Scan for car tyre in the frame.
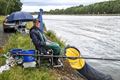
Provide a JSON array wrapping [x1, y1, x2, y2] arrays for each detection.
[[3, 28, 8, 32]]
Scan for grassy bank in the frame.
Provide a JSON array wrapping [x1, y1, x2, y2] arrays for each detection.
[[3, 31, 65, 53], [0, 66, 57, 80], [0, 19, 84, 80], [45, 30, 65, 48], [0, 31, 65, 80]]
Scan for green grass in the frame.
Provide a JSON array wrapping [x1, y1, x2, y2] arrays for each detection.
[[3, 31, 65, 53], [26, 21, 33, 29], [3, 33, 35, 53], [45, 30, 65, 48], [0, 31, 65, 80], [0, 16, 5, 24], [0, 66, 57, 80]]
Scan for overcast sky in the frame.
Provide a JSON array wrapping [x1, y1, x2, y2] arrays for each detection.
[[21, 0, 109, 12]]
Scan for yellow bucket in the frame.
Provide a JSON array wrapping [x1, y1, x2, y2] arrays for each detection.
[[65, 47, 85, 69]]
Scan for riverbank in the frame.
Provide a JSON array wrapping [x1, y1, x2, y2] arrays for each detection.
[[0, 33, 57, 80], [0, 15, 84, 80], [0, 31, 84, 80]]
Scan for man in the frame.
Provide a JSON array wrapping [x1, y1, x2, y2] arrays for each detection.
[[29, 19, 61, 66]]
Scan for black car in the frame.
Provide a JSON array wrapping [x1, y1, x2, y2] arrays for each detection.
[[3, 19, 26, 32], [3, 23, 16, 32]]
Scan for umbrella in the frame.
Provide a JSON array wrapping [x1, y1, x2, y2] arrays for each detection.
[[38, 9, 44, 33], [7, 11, 33, 22]]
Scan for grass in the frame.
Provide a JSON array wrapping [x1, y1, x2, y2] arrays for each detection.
[[26, 21, 33, 29], [3, 33, 35, 53], [0, 66, 57, 80], [45, 30, 65, 48], [0, 30, 65, 80], [3, 31, 65, 53], [0, 16, 5, 24]]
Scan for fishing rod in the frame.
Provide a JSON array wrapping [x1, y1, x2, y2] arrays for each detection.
[[0, 54, 120, 61], [38, 55, 120, 61]]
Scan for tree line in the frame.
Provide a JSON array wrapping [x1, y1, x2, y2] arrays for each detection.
[[0, 0, 22, 15], [45, 0, 120, 14]]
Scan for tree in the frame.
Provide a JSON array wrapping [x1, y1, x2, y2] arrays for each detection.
[[0, 0, 7, 15], [47, 0, 120, 14], [0, 0, 22, 15]]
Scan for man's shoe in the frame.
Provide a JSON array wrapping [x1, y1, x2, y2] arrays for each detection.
[[53, 59, 63, 68]]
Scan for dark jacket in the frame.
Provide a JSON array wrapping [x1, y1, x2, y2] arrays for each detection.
[[30, 26, 46, 51]]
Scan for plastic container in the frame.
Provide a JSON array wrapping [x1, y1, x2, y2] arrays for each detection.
[[21, 50, 35, 62], [10, 48, 22, 54], [10, 48, 23, 63], [23, 62, 36, 68]]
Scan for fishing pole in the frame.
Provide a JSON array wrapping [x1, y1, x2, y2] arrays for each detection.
[[0, 54, 120, 61], [35, 55, 120, 61]]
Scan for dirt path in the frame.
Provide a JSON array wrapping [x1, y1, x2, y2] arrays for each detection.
[[0, 24, 10, 47], [53, 61, 86, 80]]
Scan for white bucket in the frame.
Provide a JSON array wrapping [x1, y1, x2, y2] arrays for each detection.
[[23, 61, 36, 68]]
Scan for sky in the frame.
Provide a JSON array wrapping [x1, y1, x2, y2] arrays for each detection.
[[21, 0, 109, 12]]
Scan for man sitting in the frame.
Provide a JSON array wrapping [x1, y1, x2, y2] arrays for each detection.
[[29, 19, 61, 66]]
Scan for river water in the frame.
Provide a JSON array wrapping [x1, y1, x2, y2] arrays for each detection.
[[42, 15, 120, 80]]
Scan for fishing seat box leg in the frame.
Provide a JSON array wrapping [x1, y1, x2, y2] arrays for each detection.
[[36, 50, 54, 67]]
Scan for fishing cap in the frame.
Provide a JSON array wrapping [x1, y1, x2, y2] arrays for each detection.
[[33, 18, 40, 23]]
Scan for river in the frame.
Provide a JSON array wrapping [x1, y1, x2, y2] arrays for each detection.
[[42, 15, 120, 80]]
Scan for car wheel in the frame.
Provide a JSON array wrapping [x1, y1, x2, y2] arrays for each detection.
[[3, 28, 8, 32]]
